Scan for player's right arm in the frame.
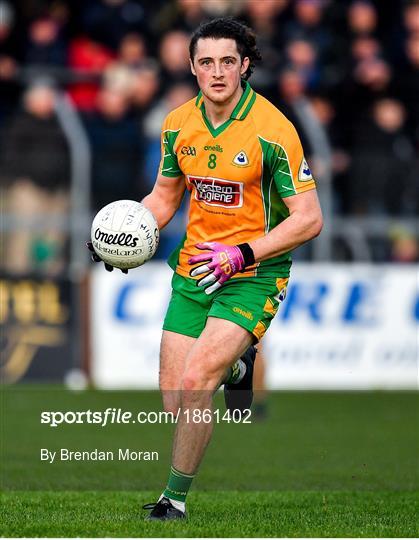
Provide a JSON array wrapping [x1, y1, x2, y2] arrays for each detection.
[[141, 172, 185, 230], [142, 114, 185, 229]]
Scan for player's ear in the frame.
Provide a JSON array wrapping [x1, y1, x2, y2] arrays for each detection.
[[240, 56, 250, 77], [190, 58, 197, 76]]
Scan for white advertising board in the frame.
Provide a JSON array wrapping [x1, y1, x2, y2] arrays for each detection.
[[91, 263, 418, 389]]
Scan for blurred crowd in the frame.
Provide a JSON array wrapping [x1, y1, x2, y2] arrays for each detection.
[[0, 0, 418, 272]]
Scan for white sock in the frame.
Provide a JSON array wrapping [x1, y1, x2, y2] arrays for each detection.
[[224, 359, 247, 385], [234, 358, 247, 384], [159, 493, 186, 513]]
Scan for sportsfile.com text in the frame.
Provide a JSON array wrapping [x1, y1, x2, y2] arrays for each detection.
[[40, 408, 252, 427]]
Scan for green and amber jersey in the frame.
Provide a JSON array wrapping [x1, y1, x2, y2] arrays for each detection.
[[160, 81, 316, 279]]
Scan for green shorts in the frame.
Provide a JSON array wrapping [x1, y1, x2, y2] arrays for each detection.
[[163, 272, 289, 342]]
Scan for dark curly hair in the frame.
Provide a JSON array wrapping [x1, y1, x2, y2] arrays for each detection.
[[189, 18, 262, 80]]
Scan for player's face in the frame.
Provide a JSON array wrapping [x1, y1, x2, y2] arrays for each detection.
[[190, 38, 249, 105]]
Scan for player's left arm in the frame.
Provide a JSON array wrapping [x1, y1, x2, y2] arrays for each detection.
[[248, 188, 323, 262], [188, 188, 322, 294], [188, 120, 322, 294]]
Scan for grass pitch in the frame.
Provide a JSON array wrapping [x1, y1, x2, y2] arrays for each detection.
[[1, 387, 418, 537], [2, 490, 417, 537]]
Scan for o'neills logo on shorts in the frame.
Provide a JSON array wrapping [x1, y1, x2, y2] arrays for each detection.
[[188, 175, 243, 208]]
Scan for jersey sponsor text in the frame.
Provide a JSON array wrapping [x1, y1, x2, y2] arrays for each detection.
[[188, 175, 243, 208]]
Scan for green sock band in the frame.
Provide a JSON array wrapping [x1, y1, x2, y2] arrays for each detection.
[[163, 466, 195, 502]]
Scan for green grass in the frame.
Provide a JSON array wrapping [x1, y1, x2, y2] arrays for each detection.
[[1, 490, 418, 537], [1, 386, 418, 536]]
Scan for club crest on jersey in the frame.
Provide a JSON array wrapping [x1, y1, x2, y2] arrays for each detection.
[[188, 175, 244, 208], [232, 150, 250, 167], [298, 157, 313, 181]]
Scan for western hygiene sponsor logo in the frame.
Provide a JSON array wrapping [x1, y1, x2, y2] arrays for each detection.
[[189, 176, 243, 208]]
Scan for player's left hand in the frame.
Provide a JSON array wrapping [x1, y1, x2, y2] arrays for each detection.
[[188, 242, 254, 295], [86, 241, 128, 274]]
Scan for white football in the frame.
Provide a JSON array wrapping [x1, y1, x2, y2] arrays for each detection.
[[91, 200, 159, 270]]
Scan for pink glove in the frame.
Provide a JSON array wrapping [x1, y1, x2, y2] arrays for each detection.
[[188, 242, 246, 295]]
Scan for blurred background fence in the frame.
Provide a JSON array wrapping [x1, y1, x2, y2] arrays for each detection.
[[0, 0, 418, 387]]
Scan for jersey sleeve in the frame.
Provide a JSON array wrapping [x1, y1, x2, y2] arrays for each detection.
[[159, 115, 182, 178], [260, 122, 316, 198]]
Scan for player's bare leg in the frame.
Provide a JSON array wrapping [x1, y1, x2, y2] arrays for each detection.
[[159, 328, 251, 415], [144, 318, 253, 520], [159, 330, 196, 414], [173, 317, 253, 474]]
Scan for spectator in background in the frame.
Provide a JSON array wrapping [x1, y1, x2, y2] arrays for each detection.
[[394, 33, 419, 142], [277, 65, 307, 106], [130, 61, 160, 122], [344, 0, 380, 81], [353, 56, 391, 94], [285, 38, 321, 91], [389, 227, 418, 263], [200, 0, 246, 17], [154, 0, 245, 36], [67, 35, 115, 111], [275, 66, 309, 142], [0, 0, 17, 56], [245, 0, 287, 45], [81, 0, 148, 51], [351, 35, 382, 63], [159, 30, 194, 89], [284, 0, 331, 59], [102, 62, 136, 95], [309, 94, 351, 213], [84, 85, 144, 211], [153, 0, 206, 35], [48, 0, 71, 30], [340, 55, 392, 129], [24, 17, 67, 68], [118, 32, 147, 69], [403, 1, 419, 34], [347, 0, 378, 37], [348, 98, 414, 219], [0, 81, 70, 274], [0, 1, 22, 123], [243, 0, 287, 97]]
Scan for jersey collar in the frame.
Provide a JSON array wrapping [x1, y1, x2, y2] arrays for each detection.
[[195, 80, 256, 138], [230, 80, 256, 120]]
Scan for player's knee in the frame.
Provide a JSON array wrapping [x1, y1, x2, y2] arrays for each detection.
[[181, 371, 203, 392], [181, 365, 219, 393], [181, 373, 212, 409]]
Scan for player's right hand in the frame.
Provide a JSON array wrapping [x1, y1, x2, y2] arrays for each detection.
[[86, 241, 128, 274], [188, 242, 246, 294]]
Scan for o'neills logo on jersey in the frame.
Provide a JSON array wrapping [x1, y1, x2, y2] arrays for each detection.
[[188, 175, 243, 208]]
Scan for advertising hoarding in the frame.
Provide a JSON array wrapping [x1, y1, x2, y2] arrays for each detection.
[[91, 263, 418, 389]]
